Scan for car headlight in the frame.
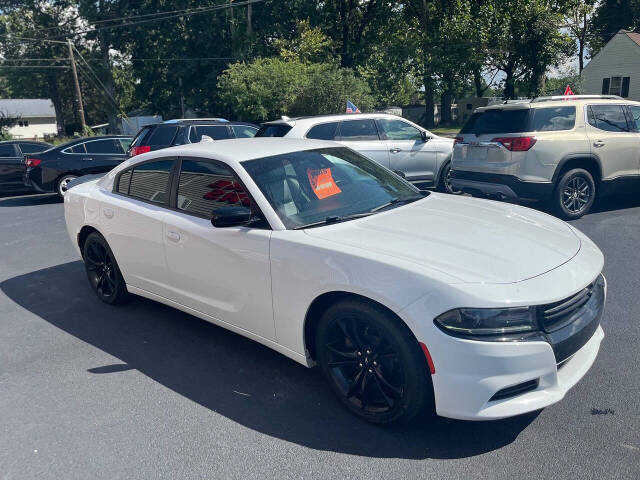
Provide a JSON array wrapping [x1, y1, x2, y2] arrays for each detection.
[[434, 307, 538, 338]]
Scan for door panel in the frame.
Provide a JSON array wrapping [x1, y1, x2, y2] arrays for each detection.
[[586, 104, 640, 179], [162, 158, 275, 339]]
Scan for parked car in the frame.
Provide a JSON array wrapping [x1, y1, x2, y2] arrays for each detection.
[[64, 138, 605, 424], [128, 119, 258, 157], [0, 140, 52, 194], [256, 113, 458, 193], [24, 136, 133, 197], [451, 94, 640, 219]]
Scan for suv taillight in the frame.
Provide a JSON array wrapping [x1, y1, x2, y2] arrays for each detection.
[[491, 136, 536, 151], [454, 136, 464, 144], [25, 158, 42, 168], [130, 145, 151, 157]]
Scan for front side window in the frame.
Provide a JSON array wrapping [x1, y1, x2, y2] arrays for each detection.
[[242, 147, 421, 229], [126, 159, 174, 204], [189, 125, 231, 142], [231, 125, 258, 138], [337, 119, 380, 141], [306, 122, 340, 140], [85, 139, 125, 154], [587, 105, 630, 132], [176, 159, 251, 217], [377, 119, 422, 140], [530, 106, 576, 132]]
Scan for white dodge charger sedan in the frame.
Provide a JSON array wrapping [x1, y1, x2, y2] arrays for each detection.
[[64, 137, 605, 424]]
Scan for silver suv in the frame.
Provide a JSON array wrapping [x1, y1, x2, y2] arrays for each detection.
[[256, 113, 457, 193], [451, 95, 640, 219]]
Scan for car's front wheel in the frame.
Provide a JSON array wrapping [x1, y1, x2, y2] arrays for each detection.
[[554, 168, 596, 220], [83, 232, 129, 304], [315, 299, 433, 424], [56, 174, 78, 198]]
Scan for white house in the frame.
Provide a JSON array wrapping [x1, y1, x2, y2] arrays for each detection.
[[0, 99, 58, 139], [582, 30, 640, 101]]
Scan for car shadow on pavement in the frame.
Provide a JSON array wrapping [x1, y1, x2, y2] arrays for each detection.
[[0, 193, 59, 207], [1, 261, 538, 460]]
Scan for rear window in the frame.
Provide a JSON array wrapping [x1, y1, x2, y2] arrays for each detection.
[[255, 124, 292, 137], [146, 125, 179, 146], [460, 109, 530, 135], [306, 122, 339, 140], [189, 125, 231, 142], [0, 144, 17, 157], [530, 106, 575, 131], [19, 143, 49, 154]]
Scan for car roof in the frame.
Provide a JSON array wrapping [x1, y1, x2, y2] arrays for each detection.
[[57, 135, 133, 148], [131, 138, 340, 166], [0, 140, 52, 145], [262, 112, 404, 126], [477, 98, 640, 112], [150, 119, 257, 126]]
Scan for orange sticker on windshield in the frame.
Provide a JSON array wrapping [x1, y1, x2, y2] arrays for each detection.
[[307, 168, 342, 199]]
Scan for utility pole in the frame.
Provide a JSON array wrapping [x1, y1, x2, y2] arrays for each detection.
[[67, 39, 86, 130]]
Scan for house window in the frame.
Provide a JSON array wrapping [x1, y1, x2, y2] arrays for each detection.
[[17, 120, 29, 127], [602, 76, 630, 97]]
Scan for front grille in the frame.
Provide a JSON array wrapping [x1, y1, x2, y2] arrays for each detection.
[[539, 281, 595, 332]]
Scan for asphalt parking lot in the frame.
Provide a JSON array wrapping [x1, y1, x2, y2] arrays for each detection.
[[0, 192, 638, 479]]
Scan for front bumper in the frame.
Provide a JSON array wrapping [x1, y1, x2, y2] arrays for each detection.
[[451, 170, 553, 201]]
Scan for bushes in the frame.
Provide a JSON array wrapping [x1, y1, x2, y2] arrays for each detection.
[[218, 58, 374, 122]]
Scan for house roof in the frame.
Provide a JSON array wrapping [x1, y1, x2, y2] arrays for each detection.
[[623, 30, 640, 47], [0, 99, 56, 118]]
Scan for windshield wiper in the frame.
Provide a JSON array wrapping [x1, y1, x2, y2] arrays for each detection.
[[293, 212, 374, 230], [369, 194, 425, 213]]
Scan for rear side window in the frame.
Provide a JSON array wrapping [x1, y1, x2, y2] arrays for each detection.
[[587, 105, 630, 132], [146, 126, 179, 146], [176, 159, 250, 217], [189, 125, 231, 142], [0, 144, 17, 157], [69, 143, 87, 154], [530, 107, 575, 131], [127, 159, 174, 204], [306, 122, 340, 140], [130, 126, 152, 148], [337, 119, 380, 141], [460, 109, 530, 135], [85, 139, 125, 154], [231, 125, 258, 138], [255, 124, 292, 137]]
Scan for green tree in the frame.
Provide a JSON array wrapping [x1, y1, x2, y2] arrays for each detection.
[[589, 0, 640, 55]]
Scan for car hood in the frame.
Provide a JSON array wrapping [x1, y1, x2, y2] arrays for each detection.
[[304, 194, 581, 284]]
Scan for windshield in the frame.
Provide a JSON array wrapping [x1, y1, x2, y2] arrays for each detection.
[[242, 147, 423, 229]]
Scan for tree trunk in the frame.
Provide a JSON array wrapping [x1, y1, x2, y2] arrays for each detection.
[[340, 0, 351, 68], [441, 87, 452, 125], [473, 68, 484, 97], [423, 74, 435, 128], [504, 68, 515, 99], [49, 74, 65, 135]]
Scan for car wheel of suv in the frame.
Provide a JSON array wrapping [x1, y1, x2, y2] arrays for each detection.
[[315, 299, 433, 424], [83, 232, 129, 304], [437, 162, 461, 195], [56, 174, 78, 198], [554, 168, 596, 220]]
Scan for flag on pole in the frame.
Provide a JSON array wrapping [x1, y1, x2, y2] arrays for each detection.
[[564, 85, 574, 96], [346, 100, 361, 113]]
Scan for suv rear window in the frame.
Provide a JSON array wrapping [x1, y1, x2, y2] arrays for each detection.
[[255, 124, 292, 137], [460, 109, 530, 135]]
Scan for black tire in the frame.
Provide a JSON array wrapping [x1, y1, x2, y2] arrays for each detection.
[[56, 174, 78, 198], [437, 162, 461, 194], [82, 232, 129, 304], [554, 168, 596, 220], [315, 299, 433, 424]]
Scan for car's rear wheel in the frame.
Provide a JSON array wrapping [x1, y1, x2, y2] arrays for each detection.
[[554, 168, 596, 220], [315, 299, 433, 424], [83, 232, 129, 304], [56, 174, 78, 198], [437, 162, 461, 195]]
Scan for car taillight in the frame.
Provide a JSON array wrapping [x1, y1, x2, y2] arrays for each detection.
[[130, 145, 151, 157], [491, 136, 536, 151], [25, 158, 42, 168], [454, 136, 464, 144]]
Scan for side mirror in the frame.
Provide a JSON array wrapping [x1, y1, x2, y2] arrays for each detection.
[[421, 130, 430, 142], [211, 206, 252, 228]]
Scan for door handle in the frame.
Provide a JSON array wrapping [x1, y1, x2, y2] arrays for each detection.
[[390, 148, 402, 153], [593, 141, 605, 148], [82, 157, 93, 161], [103, 208, 114, 218], [166, 231, 181, 242]]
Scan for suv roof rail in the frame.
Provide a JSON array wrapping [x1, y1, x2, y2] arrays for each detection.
[[531, 94, 624, 103]]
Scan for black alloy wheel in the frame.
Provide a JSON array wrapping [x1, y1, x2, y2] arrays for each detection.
[[83, 232, 129, 304], [438, 162, 462, 195], [554, 168, 596, 220], [316, 300, 433, 424]]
